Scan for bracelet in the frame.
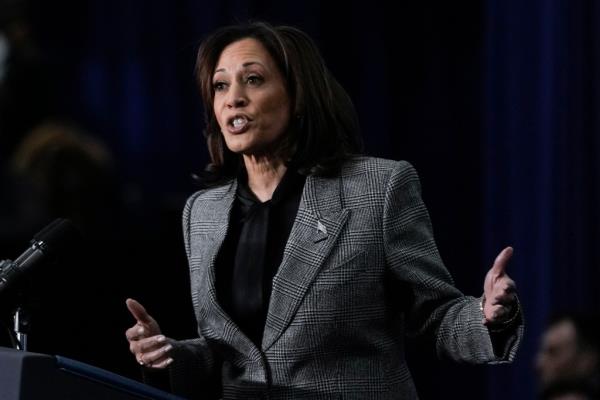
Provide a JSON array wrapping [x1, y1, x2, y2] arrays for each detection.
[[480, 294, 521, 332]]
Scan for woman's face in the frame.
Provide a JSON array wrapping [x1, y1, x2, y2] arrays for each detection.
[[212, 38, 291, 158]]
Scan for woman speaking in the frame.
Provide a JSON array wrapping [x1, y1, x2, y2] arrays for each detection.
[[125, 21, 523, 399]]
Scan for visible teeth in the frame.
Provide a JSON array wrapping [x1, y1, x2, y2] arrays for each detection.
[[233, 117, 246, 128]]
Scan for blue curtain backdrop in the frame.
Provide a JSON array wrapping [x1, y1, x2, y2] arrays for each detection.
[[1, 1, 598, 399], [484, 0, 600, 399]]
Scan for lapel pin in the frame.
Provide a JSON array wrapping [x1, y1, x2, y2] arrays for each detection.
[[317, 220, 327, 235]]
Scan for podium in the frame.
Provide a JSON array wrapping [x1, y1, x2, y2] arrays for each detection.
[[0, 347, 186, 399]]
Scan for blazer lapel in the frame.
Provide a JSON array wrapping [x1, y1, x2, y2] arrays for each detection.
[[197, 180, 259, 359], [262, 174, 349, 351]]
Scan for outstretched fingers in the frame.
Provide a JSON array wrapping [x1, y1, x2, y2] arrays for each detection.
[[124, 298, 170, 368], [126, 298, 153, 324], [138, 339, 174, 368], [490, 246, 513, 277]]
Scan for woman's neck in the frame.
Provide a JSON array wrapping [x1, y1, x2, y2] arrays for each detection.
[[242, 154, 287, 202]]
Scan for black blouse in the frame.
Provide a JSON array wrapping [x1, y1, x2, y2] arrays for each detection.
[[215, 168, 306, 346]]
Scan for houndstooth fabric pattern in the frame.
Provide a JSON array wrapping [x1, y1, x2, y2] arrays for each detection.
[[170, 157, 523, 399]]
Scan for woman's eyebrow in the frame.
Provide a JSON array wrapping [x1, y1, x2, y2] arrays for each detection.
[[214, 61, 265, 75]]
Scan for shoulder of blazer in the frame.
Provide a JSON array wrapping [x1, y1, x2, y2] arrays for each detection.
[[186, 181, 235, 205], [181, 180, 236, 253], [339, 156, 417, 178], [336, 156, 421, 197], [183, 180, 235, 216]]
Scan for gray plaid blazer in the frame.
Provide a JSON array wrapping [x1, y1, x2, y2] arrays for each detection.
[[169, 157, 523, 399]]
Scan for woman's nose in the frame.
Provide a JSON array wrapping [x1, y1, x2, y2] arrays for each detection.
[[226, 85, 248, 108], [227, 97, 247, 108]]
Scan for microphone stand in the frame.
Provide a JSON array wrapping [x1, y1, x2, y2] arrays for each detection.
[[0, 259, 30, 351], [1, 219, 79, 352], [13, 306, 30, 351]]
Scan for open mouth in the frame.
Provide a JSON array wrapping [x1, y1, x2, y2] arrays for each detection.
[[227, 114, 252, 133], [227, 115, 250, 130]]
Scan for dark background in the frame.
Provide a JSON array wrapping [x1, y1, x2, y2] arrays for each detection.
[[0, 1, 598, 399]]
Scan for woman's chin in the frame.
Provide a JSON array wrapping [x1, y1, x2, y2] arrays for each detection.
[[223, 139, 249, 154], [225, 139, 262, 157], [226, 143, 253, 155]]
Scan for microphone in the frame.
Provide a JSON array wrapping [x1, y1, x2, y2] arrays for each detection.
[[0, 218, 81, 296]]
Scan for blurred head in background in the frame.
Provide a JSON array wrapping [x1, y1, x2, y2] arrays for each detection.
[[9, 121, 116, 236], [536, 313, 600, 399]]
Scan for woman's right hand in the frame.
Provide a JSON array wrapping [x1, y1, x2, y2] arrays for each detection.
[[125, 298, 174, 369]]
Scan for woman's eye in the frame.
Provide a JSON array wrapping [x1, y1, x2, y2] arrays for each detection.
[[213, 81, 227, 92], [246, 75, 263, 85]]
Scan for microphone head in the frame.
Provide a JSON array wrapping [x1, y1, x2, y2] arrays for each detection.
[[32, 218, 82, 257]]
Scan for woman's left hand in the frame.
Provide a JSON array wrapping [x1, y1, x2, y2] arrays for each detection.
[[482, 246, 518, 325]]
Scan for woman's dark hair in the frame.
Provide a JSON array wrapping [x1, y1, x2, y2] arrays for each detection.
[[195, 21, 363, 184]]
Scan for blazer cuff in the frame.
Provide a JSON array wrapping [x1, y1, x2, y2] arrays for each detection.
[[167, 338, 216, 398]]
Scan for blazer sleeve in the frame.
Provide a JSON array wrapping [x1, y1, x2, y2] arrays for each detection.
[[164, 191, 220, 398], [382, 161, 523, 364]]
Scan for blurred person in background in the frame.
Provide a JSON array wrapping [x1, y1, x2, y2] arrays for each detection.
[[0, 120, 124, 368], [8, 120, 117, 234], [536, 313, 600, 400]]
